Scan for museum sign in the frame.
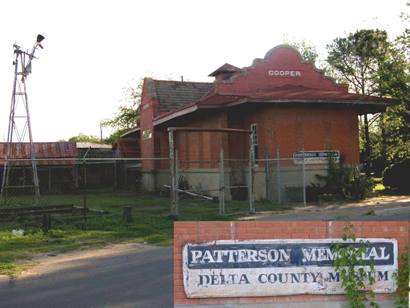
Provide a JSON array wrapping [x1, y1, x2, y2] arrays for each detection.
[[183, 239, 397, 298]]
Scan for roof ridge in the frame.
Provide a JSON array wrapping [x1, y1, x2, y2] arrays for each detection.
[[153, 79, 213, 85]]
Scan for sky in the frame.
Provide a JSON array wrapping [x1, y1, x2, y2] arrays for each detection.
[[0, 0, 408, 142]]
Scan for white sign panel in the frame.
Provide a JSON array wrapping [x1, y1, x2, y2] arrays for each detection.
[[183, 239, 397, 298], [293, 151, 340, 165]]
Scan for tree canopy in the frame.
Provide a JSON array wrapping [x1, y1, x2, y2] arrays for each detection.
[[68, 133, 102, 143], [326, 28, 409, 174], [102, 80, 142, 143], [327, 29, 390, 96], [287, 41, 319, 65]]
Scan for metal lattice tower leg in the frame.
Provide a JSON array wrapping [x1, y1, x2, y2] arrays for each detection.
[[1, 38, 44, 202]]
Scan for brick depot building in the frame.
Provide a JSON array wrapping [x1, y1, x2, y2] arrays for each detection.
[[123, 45, 395, 200]]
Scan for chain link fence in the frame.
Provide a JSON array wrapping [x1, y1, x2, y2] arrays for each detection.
[[0, 154, 329, 215]]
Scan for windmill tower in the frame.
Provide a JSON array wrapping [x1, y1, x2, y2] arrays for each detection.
[[1, 34, 45, 202]]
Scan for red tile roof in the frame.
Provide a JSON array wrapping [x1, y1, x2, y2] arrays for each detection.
[[153, 86, 396, 125]]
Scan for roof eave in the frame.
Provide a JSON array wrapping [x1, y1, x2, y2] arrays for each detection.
[[247, 99, 393, 113], [153, 98, 394, 126], [120, 127, 140, 138], [153, 105, 199, 126]]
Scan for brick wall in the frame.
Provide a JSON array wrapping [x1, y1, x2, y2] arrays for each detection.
[[156, 105, 359, 166], [228, 106, 360, 164], [174, 221, 409, 306], [140, 78, 158, 171]]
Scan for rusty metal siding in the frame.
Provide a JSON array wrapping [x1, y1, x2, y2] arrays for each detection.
[[0, 142, 78, 166]]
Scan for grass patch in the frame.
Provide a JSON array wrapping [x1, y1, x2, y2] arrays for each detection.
[[0, 192, 288, 276]]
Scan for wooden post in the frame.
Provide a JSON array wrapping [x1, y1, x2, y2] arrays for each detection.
[[48, 167, 52, 192], [42, 214, 51, 233], [122, 206, 133, 223], [219, 148, 225, 215]]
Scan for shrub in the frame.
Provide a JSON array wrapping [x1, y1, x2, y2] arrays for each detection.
[[313, 158, 373, 201], [383, 159, 410, 193]]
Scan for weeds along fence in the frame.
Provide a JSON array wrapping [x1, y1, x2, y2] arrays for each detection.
[[0, 154, 328, 216]]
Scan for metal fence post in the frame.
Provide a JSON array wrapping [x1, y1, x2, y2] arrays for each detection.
[[82, 159, 87, 229], [248, 129, 255, 213], [276, 148, 281, 204], [113, 154, 118, 191], [265, 152, 271, 201], [302, 148, 307, 207], [219, 148, 225, 215], [82, 147, 91, 229]]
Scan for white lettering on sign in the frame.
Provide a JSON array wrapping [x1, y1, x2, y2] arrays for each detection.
[[267, 70, 302, 77], [183, 238, 398, 298]]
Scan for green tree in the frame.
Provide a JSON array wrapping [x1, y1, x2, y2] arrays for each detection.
[[287, 41, 319, 65], [68, 133, 101, 143], [358, 53, 408, 173], [377, 44, 410, 167], [102, 80, 142, 143], [326, 29, 392, 174], [367, 4, 410, 171]]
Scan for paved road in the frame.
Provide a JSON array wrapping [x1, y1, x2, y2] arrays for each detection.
[[0, 243, 172, 308], [255, 195, 410, 221]]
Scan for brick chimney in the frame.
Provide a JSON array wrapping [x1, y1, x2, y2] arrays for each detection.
[[208, 63, 240, 81]]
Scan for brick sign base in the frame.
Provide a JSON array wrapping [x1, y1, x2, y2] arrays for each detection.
[[174, 221, 409, 306]]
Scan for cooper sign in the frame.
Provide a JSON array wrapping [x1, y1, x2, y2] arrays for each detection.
[[183, 239, 397, 298], [267, 69, 302, 77]]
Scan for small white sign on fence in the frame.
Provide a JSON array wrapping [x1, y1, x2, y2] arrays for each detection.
[[293, 151, 340, 165], [183, 239, 397, 298]]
